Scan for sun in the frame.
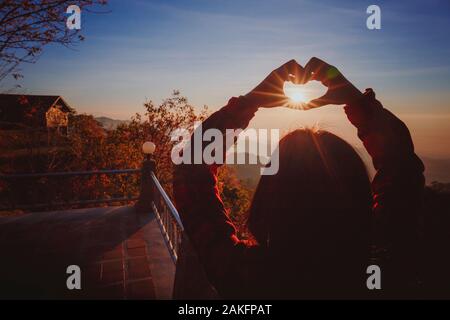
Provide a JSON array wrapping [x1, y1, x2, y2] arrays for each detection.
[[290, 91, 306, 103], [283, 81, 306, 104]]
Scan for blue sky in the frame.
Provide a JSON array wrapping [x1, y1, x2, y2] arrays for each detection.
[[5, 0, 450, 158]]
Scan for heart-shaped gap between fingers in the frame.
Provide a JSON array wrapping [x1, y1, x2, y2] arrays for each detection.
[[283, 80, 328, 107]]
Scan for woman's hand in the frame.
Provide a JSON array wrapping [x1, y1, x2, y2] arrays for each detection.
[[245, 59, 305, 108], [302, 57, 363, 109]]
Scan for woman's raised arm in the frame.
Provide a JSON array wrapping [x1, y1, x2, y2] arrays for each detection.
[[302, 57, 425, 295], [173, 60, 304, 298], [344, 89, 424, 296]]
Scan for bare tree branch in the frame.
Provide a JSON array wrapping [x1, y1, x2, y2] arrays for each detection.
[[0, 0, 108, 84]]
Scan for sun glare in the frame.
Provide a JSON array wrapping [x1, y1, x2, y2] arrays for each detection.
[[283, 81, 307, 104], [290, 91, 305, 103]]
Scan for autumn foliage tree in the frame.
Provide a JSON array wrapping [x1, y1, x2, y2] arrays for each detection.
[[105, 91, 209, 192], [216, 165, 253, 238]]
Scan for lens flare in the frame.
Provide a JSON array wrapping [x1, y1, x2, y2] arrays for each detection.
[[283, 81, 306, 103], [290, 91, 305, 103]]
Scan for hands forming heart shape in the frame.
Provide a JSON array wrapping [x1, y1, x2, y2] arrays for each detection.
[[245, 58, 363, 110]]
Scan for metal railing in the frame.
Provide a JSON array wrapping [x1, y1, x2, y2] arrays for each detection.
[[0, 167, 186, 265], [151, 171, 184, 264], [0, 169, 141, 211]]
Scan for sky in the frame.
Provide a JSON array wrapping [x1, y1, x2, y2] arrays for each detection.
[[5, 0, 450, 160]]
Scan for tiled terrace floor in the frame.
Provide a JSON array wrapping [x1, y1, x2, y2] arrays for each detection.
[[0, 206, 175, 299]]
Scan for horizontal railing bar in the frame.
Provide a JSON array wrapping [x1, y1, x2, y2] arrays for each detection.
[[0, 196, 139, 211], [0, 169, 140, 179], [150, 172, 184, 231]]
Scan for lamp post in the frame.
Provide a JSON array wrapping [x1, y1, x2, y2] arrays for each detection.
[[135, 141, 156, 213]]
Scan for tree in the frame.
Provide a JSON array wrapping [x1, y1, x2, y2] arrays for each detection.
[[216, 165, 254, 239], [0, 0, 107, 84], [106, 90, 208, 194], [67, 113, 106, 170]]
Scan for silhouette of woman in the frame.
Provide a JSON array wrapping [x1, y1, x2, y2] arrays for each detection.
[[173, 58, 425, 299]]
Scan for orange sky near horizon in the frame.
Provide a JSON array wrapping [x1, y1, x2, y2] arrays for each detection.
[[247, 106, 450, 160]]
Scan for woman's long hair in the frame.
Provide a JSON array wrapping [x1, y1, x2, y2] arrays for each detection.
[[247, 128, 373, 298]]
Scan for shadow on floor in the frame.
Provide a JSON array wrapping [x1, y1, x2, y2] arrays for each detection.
[[0, 205, 175, 299]]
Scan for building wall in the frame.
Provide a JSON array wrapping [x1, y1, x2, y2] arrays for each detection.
[[46, 105, 68, 128]]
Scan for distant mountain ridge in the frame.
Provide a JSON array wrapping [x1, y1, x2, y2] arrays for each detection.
[[95, 117, 129, 130], [422, 157, 450, 183], [226, 152, 267, 188], [227, 152, 450, 188]]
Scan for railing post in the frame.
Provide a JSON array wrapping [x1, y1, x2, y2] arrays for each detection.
[[135, 141, 156, 214]]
